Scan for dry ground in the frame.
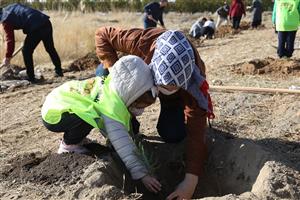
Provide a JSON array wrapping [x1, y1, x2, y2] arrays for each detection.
[[0, 11, 300, 199]]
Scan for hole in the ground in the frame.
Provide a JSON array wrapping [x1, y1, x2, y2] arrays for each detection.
[[2, 131, 298, 200]]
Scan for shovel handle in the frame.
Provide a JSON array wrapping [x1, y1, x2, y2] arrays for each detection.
[[0, 43, 23, 69], [11, 43, 24, 58]]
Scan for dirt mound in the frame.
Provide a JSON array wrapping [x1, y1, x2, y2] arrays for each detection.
[[1, 131, 299, 200], [231, 57, 300, 77], [66, 52, 100, 72], [182, 22, 256, 47], [215, 22, 252, 38], [215, 22, 265, 38], [0, 64, 25, 80], [1, 152, 96, 185], [0, 64, 46, 92]]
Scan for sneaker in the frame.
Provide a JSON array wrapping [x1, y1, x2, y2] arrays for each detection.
[[57, 140, 90, 154]]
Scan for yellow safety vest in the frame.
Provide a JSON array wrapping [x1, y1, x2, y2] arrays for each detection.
[[41, 76, 131, 131]]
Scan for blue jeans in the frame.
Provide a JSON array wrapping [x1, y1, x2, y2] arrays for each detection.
[[95, 64, 186, 143], [95, 64, 109, 77], [277, 31, 297, 58]]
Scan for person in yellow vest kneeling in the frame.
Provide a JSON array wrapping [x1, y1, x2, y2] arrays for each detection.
[[41, 55, 162, 192]]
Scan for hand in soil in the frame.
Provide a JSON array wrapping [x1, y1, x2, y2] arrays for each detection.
[[141, 175, 162, 193], [166, 173, 198, 200]]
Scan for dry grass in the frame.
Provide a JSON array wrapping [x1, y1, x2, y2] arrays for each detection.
[[0, 11, 215, 68], [0, 11, 139, 67]]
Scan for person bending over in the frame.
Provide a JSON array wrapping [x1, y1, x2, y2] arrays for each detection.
[[42, 55, 160, 190], [95, 27, 215, 199]]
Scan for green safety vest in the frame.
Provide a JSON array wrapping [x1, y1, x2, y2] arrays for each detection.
[[272, 0, 300, 31], [41, 76, 131, 131]]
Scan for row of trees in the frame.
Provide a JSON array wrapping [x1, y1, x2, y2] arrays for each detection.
[[1, 0, 274, 13]]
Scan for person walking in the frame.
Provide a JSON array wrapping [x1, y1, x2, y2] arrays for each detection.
[[272, 0, 300, 58], [95, 26, 215, 199], [143, 0, 168, 29], [229, 0, 246, 30], [216, 1, 230, 28], [251, 0, 263, 28], [0, 3, 63, 82]]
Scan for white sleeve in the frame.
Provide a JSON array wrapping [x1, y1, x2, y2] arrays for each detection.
[[102, 114, 148, 180]]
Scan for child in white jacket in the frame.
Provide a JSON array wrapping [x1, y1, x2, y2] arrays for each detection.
[[41, 55, 161, 192]]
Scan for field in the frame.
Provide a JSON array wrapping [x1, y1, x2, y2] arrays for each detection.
[[0, 11, 300, 200]]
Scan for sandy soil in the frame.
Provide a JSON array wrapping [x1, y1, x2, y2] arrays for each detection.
[[0, 12, 300, 200]]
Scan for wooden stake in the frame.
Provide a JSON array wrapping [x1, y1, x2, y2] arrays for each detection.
[[210, 85, 300, 95], [0, 43, 24, 69]]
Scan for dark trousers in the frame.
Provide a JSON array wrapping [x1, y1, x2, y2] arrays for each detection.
[[277, 31, 297, 58], [95, 64, 187, 144], [157, 93, 186, 143], [251, 20, 261, 28], [43, 113, 93, 145], [232, 16, 242, 29], [143, 17, 157, 29], [22, 20, 62, 80], [200, 27, 215, 39]]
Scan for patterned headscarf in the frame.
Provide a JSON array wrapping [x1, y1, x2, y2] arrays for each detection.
[[150, 30, 194, 90], [150, 30, 210, 113]]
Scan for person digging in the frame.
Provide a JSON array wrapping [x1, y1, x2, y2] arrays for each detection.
[[95, 27, 214, 200], [143, 0, 168, 29], [0, 3, 63, 83]]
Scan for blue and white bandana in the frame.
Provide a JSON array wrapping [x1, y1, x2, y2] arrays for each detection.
[[150, 30, 209, 112], [150, 30, 195, 90]]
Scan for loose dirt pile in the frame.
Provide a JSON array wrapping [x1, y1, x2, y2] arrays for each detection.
[[183, 22, 258, 47], [0, 64, 25, 80], [1, 153, 96, 185], [231, 57, 300, 77], [1, 130, 299, 200], [0, 64, 45, 92], [215, 22, 255, 38], [66, 52, 100, 72]]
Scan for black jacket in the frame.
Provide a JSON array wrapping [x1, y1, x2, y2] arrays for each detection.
[[0, 3, 49, 34]]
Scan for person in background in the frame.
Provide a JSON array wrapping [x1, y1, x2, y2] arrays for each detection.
[[216, 1, 230, 28], [0, 3, 63, 82], [229, 0, 246, 30], [143, 0, 168, 29], [95, 27, 215, 200], [200, 18, 216, 39], [250, 0, 263, 28], [272, 0, 300, 58], [42, 55, 160, 192], [189, 17, 207, 38]]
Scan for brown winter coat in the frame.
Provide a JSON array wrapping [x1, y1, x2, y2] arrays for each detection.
[[95, 27, 207, 177]]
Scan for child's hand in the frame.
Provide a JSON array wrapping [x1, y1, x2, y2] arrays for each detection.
[[141, 175, 162, 193]]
